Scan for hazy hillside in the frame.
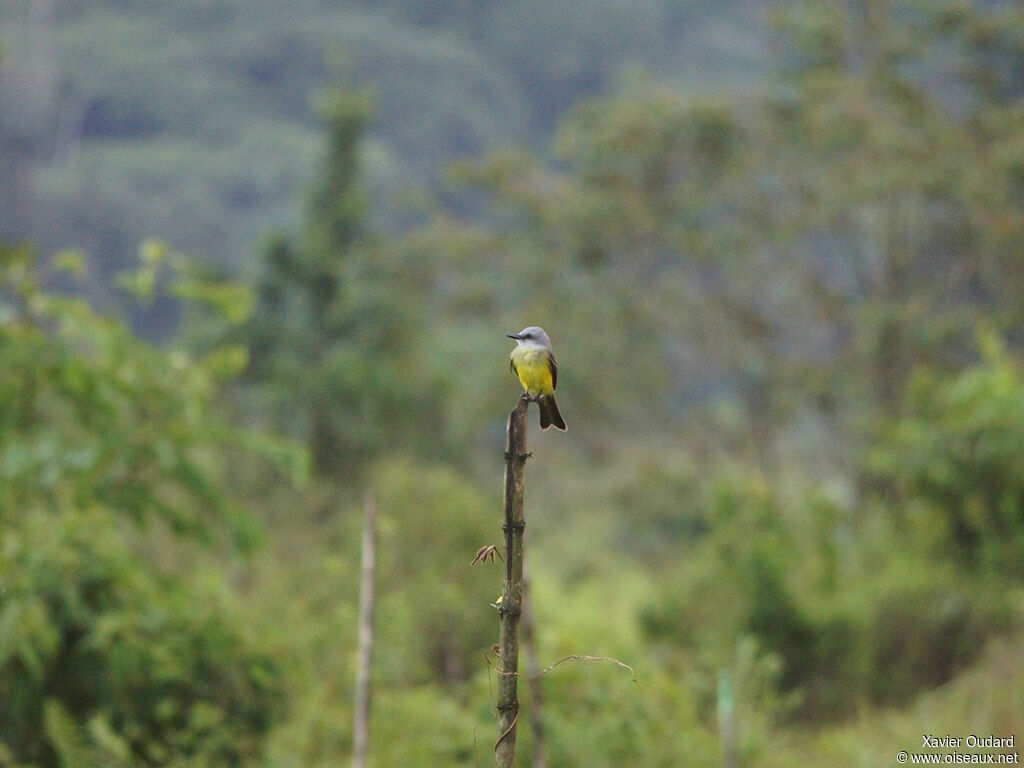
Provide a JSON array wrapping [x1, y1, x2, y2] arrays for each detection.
[[0, 0, 768, 312]]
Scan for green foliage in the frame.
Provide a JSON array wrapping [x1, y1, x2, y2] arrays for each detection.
[[304, 91, 374, 267], [371, 458, 496, 685], [758, 635, 1024, 768], [444, 0, 1024, 452], [0, 246, 284, 767], [869, 330, 1024, 578], [243, 89, 446, 477], [3, 1, 1024, 765], [370, 686, 484, 766], [2, 507, 282, 767], [252, 459, 498, 767], [2, 248, 220, 538], [628, 456, 1015, 721], [43, 700, 93, 768]]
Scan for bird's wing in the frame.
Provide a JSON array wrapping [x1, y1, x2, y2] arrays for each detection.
[[510, 358, 518, 376], [549, 353, 558, 390]]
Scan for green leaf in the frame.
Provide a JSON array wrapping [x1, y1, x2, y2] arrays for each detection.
[[44, 699, 93, 768]]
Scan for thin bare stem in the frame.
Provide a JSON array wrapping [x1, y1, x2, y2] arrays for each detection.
[[352, 493, 378, 768], [532, 655, 637, 682]]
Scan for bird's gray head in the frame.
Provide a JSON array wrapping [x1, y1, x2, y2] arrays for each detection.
[[507, 326, 553, 350]]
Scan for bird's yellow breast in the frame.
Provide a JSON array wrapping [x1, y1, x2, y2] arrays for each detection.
[[511, 347, 554, 396]]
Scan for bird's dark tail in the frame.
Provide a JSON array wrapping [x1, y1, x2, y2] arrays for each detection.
[[538, 394, 567, 431]]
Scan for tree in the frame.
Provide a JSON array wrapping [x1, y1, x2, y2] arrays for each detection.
[[869, 330, 1024, 579], [449, 0, 1024, 461], [243, 89, 437, 478], [756, 0, 1024, 418], [0, 245, 283, 767]]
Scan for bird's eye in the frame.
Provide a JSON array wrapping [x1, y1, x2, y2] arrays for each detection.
[[523, 333, 532, 339]]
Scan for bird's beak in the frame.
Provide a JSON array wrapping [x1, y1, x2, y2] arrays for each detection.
[[507, 333, 522, 340]]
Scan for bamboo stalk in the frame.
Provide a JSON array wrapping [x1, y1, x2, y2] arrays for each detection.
[[495, 397, 529, 767], [718, 669, 738, 768], [353, 493, 378, 768]]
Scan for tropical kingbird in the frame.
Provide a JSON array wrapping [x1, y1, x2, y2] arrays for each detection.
[[507, 326, 567, 431]]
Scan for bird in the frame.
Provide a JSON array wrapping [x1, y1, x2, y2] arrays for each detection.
[[507, 326, 567, 431]]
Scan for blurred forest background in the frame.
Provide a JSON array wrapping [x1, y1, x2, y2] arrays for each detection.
[[2, 0, 1023, 766]]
